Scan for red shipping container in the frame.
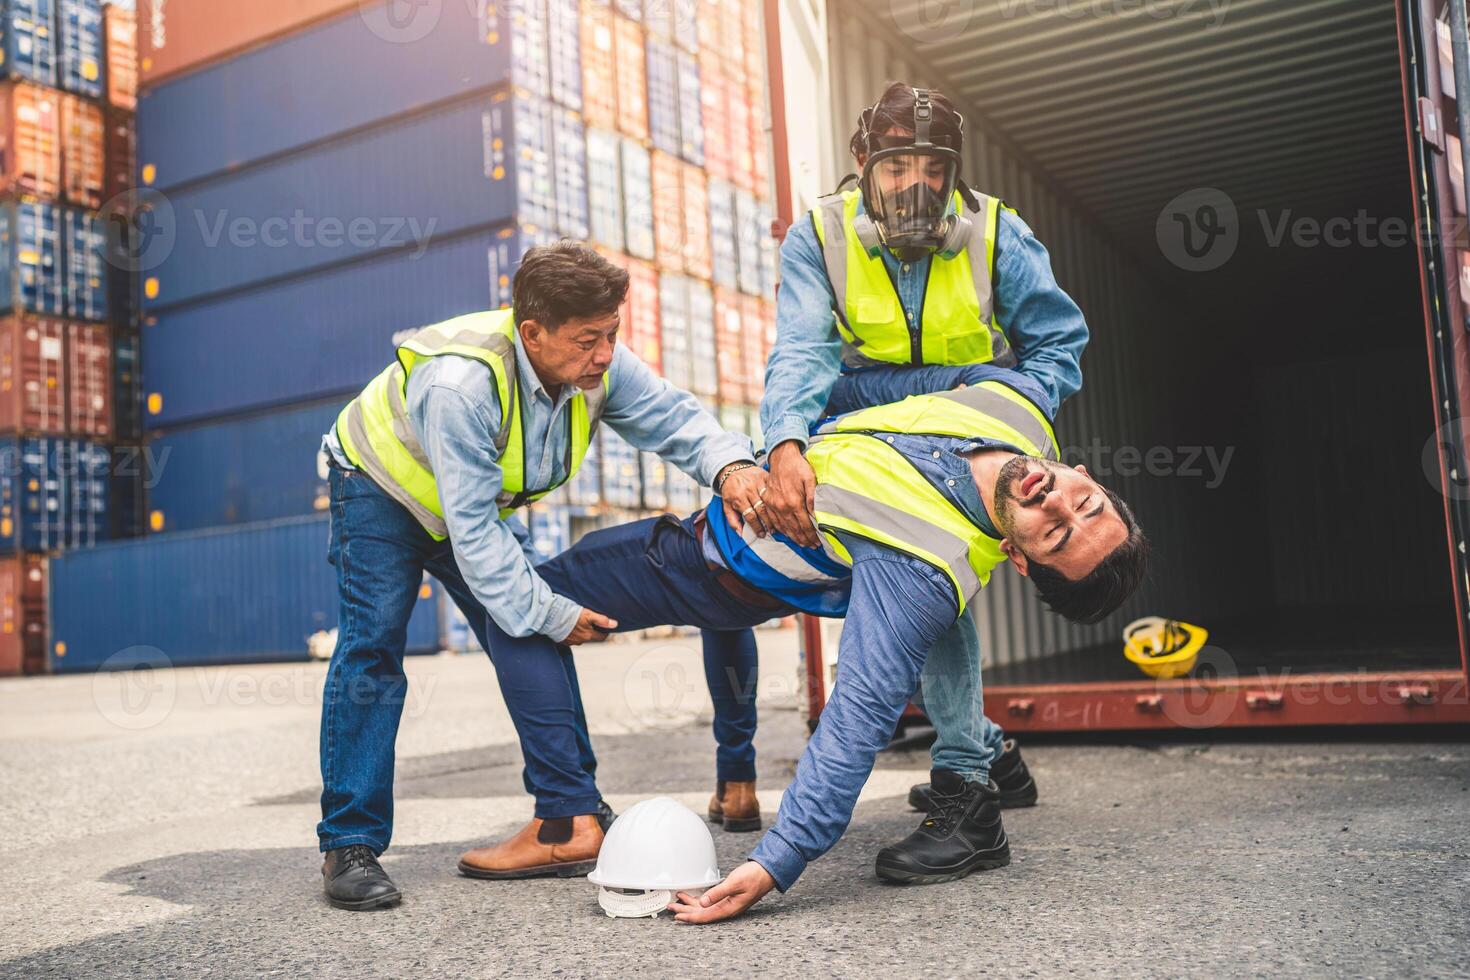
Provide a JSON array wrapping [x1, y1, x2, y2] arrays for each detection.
[[749, 83, 770, 201], [623, 257, 661, 371], [614, 16, 649, 141], [105, 4, 139, 110], [696, 0, 722, 55], [713, 286, 748, 402], [650, 150, 686, 272], [61, 94, 106, 209], [681, 163, 712, 280], [739, 293, 765, 401], [741, 0, 763, 86], [581, 1, 618, 130], [717, 0, 746, 82], [66, 323, 112, 439], [0, 555, 46, 676], [726, 80, 754, 193], [0, 317, 65, 435], [698, 55, 732, 183], [104, 108, 137, 200], [0, 82, 61, 199], [138, 0, 355, 84]]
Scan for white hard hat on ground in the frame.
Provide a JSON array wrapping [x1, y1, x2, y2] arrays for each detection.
[[587, 797, 722, 919]]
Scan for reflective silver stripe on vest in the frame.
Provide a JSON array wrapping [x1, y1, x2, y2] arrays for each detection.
[[343, 396, 449, 538], [740, 521, 846, 585], [583, 378, 608, 440], [814, 483, 982, 602], [965, 197, 1015, 368], [385, 366, 432, 471], [931, 385, 1058, 461]]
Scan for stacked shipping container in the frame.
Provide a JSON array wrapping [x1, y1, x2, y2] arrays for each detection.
[[44, 0, 780, 668], [0, 0, 138, 675]]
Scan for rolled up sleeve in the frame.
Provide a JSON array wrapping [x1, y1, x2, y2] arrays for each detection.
[[411, 365, 582, 642]]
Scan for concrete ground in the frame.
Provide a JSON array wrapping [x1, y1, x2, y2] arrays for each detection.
[[1, 630, 1468, 978]]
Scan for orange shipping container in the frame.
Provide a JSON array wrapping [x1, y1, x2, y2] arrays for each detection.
[[104, 108, 137, 200], [718, 0, 746, 83], [105, 4, 139, 110], [614, 16, 649, 142], [650, 150, 686, 272], [0, 555, 46, 676], [739, 293, 765, 401], [760, 297, 777, 362], [698, 55, 731, 183], [66, 323, 112, 439], [741, 0, 763, 87], [581, 1, 618, 130], [0, 83, 61, 199], [61, 95, 106, 209], [0, 317, 66, 435], [726, 81, 754, 193], [713, 286, 749, 402], [138, 0, 355, 84], [681, 163, 712, 280], [622, 258, 661, 372]]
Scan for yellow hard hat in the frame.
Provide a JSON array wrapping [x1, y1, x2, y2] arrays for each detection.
[[1122, 616, 1208, 679]]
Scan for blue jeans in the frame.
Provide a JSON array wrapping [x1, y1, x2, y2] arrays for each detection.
[[749, 534, 965, 891], [827, 364, 1013, 780], [317, 465, 599, 853], [491, 513, 798, 803]]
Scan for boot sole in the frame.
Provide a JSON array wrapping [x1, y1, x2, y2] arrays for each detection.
[[326, 889, 402, 911], [875, 844, 1012, 885], [457, 859, 597, 880], [709, 811, 764, 833]]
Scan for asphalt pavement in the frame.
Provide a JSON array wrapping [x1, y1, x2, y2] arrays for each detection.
[[2, 631, 1468, 978]]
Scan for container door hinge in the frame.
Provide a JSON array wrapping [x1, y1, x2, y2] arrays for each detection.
[[1245, 691, 1284, 711], [1135, 694, 1163, 714], [1007, 698, 1035, 717], [1390, 684, 1435, 706], [1421, 97, 1446, 153]]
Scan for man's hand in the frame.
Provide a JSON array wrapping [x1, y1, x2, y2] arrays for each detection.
[[719, 463, 773, 538], [763, 441, 820, 548], [561, 607, 618, 645], [668, 861, 776, 924]]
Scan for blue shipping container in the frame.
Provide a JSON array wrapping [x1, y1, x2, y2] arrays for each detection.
[[586, 128, 624, 252], [735, 190, 762, 296], [58, 0, 103, 98], [546, 0, 582, 111], [659, 273, 692, 392], [113, 330, 141, 441], [562, 429, 600, 506], [645, 37, 680, 158], [600, 429, 641, 509], [707, 179, 737, 291], [62, 207, 107, 321], [687, 279, 718, 398], [145, 88, 554, 311], [143, 221, 522, 427], [47, 515, 441, 672], [146, 400, 340, 534], [0, 0, 57, 86], [666, 467, 700, 512], [619, 138, 655, 260], [640, 452, 669, 510], [0, 201, 63, 316], [487, 225, 559, 310], [136, 0, 542, 192], [675, 51, 704, 166], [551, 106, 589, 242], [759, 202, 779, 297], [0, 437, 110, 554]]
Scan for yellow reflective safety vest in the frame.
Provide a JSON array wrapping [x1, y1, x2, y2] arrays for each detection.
[[804, 381, 1058, 613], [809, 186, 1016, 370], [334, 309, 608, 540]]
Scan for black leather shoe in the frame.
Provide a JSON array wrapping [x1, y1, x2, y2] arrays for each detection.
[[908, 739, 1038, 812], [322, 844, 402, 911], [877, 769, 1010, 885]]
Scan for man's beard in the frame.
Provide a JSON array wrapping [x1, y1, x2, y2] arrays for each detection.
[[992, 455, 1056, 535]]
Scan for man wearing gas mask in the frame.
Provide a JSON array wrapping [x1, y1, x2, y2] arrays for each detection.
[[750, 82, 1091, 880]]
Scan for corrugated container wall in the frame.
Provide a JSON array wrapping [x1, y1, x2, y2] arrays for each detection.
[[0, 202, 64, 317], [0, 554, 45, 675], [103, 4, 137, 110], [138, 0, 369, 84], [0, 437, 109, 553], [47, 515, 442, 672], [62, 207, 106, 321], [0, 316, 64, 434], [60, 94, 105, 208], [822, 2, 1237, 662], [1, 1, 58, 86], [0, 82, 61, 199], [580, 1, 616, 129], [146, 400, 338, 533], [137, 0, 528, 193], [58, 0, 105, 99], [64, 322, 109, 438]]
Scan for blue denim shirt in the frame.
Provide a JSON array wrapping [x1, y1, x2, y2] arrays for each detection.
[[325, 331, 753, 641], [761, 203, 1087, 451]]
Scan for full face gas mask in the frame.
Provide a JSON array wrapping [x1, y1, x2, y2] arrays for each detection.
[[853, 88, 970, 262]]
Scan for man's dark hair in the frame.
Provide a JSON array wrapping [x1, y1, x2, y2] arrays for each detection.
[[849, 81, 964, 159], [1027, 488, 1149, 625], [512, 240, 629, 330]]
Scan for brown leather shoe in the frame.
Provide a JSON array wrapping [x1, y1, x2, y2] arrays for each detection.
[[706, 780, 762, 832], [457, 814, 604, 879]]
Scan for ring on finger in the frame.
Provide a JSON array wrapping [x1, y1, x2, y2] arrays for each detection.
[[742, 507, 756, 517], [755, 500, 768, 509]]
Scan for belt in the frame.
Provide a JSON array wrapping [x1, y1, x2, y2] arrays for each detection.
[[694, 513, 788, 611]]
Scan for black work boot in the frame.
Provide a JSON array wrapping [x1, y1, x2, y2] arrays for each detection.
[[877, 769, 1010, 885], [322, 844, 402, 911], [908, 739, 1038, 812], [596, 799, 616, 833]]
